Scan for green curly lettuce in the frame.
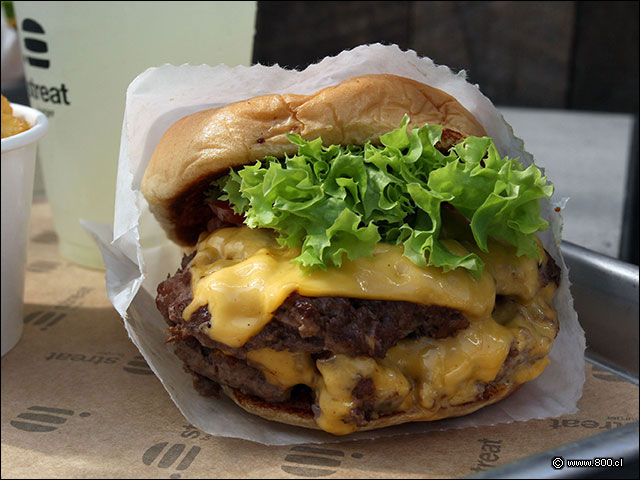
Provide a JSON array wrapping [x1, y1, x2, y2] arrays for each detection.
[[210, 116, 553, 277]]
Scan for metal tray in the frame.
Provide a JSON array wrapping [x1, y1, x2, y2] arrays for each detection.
[[469, 241, 639, 479]]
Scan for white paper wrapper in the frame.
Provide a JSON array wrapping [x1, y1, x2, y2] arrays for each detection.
[[85, 44, 585, 445]]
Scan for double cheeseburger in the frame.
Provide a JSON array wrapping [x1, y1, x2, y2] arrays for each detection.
[[141, 74, 561, 435]]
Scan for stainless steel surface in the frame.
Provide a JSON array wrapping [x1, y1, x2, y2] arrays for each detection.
[[619, 115, 639, 265], [468, 421, 639, 479], [560, 241, 639, 378]]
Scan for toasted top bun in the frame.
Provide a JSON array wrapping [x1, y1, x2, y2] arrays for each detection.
[[141, 74, 487, 246]]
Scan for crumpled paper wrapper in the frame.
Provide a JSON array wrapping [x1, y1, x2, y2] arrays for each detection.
[[85, 43, 585, 445]]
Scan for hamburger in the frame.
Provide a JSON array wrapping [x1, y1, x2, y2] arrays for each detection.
[[141, 74, 561, 435]]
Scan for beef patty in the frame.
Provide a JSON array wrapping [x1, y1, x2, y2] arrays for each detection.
[[157, 255, 470, 357], [156, 249, 560, 412], [155, 253, 470, 403]]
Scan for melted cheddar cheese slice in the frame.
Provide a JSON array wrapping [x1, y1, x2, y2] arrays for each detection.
[[183, 226, 557, 435], [183, 227, 542, 347]]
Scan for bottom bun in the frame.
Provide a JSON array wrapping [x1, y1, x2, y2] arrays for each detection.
[[221, 382, 521, 432]]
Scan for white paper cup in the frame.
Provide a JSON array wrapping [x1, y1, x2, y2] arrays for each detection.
[[1, 103, 48, 356]]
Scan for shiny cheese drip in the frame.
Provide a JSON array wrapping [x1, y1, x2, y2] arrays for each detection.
[[246, 348, 316, 388], [246, 303, 553, 435], [381, 317, 513, 410], [182, 226, 556, 435], [315, 355, 413, 435], [501, 283, 558, 385], [184, 227, 499, 347], [465, 238, 544, 301]]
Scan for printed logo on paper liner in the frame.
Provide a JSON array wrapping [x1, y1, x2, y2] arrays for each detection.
[[45, 351, 121, 365], [41, 351, 157, 377], [550, 418, 638, 430], [24, 310, 66, 331], [180, 424, 213, 441], [123, 355, 155, 375], [10, 406, 90, 433], [469, 438, 503, 473], [142, 442, 201, 478], [23, 287, 93, 332], [281, 446, 364, 477], [26, 260, 60, 273]]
